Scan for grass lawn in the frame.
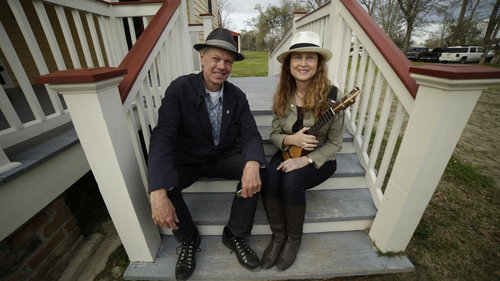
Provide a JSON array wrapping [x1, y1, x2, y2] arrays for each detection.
[[231, 51, 269, 77]]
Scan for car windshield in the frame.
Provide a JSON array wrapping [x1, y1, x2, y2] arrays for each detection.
[[444, 47, 468, 53]]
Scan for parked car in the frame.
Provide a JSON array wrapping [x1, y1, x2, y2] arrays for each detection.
[[439, 46, 494, 63], [405, 46, 429, 61], [419, 47, 446, 62]]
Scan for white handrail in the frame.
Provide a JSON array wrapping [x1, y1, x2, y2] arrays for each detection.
[[0, 0, 162, 156]]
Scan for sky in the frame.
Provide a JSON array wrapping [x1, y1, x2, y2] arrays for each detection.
[[225, 0, 281, 32]]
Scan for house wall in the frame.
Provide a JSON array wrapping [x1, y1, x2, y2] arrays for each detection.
[[0, 0, 108, 87], [0, 197, 84, 281]]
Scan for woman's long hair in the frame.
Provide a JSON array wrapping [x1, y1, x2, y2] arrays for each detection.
[[272, 53, 331, 119]]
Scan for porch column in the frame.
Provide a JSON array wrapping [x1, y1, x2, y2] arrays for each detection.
[[200, 13, 213, 39], [36, 68, 161, 262], [369, 65, 500, 252]]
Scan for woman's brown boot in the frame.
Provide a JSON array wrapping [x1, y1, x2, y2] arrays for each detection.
[[261, 198, 286, 269], [275, 204, 306, 271]]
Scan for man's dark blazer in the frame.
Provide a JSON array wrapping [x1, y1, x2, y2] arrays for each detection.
[[147, 72, 266, 193]]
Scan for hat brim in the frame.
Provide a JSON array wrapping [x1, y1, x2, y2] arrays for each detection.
[[194, 43, 246, 61], [277, 47, 332, 63]]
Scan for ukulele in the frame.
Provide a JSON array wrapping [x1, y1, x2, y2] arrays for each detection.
[[282, 87, 361, 160]]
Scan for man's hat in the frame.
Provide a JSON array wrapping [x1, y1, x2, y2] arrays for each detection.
[[194, 28, 245, 61], [277, 31, 332, 63]]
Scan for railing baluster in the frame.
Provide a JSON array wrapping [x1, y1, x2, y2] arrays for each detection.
[[374, 103, 405, 192], [8, 0, 64, 115], [55, 5, 81, 68], [97, 15, 115, 66], [367, 87, 393, 174], [134, 91, 151, 153], [127, 18, 137, 45], [338, 24, 351, 93], [0, 22, 45, 122], [0, 87, 23, 130], [361, 70, 383, 156], [85, 12, 105, 67], [346, 39, 361, 93], [354, 59, 376, 160], [141, 79, 157, 129], [114, 17, 129, 62], [350, 46, 368, 126], [71, 9, 94, 67], [33, 0, 66, 70], [127, 108, 149, 191]]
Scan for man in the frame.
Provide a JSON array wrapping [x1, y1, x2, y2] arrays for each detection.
[[148, 28, 266, 281]]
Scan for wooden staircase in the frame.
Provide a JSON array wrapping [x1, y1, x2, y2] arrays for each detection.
[[123, 77, 413, 280]]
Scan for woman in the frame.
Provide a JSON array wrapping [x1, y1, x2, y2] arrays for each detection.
[[261, 31, 344, 270]]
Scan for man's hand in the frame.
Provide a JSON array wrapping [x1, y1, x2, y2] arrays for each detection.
[[150, 189, 179, 230], [241, 160, 261, 198]]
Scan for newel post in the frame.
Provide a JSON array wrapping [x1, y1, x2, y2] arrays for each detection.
[[369, 65, 500, 252], [36, 68, 161, 262]]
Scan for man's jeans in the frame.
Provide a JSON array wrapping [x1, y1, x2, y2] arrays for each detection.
[[167, 153, 266, 242]]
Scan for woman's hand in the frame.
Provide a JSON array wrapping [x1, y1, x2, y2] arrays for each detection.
[[284, 127, 319, 151], [277, 156, 310, 173]]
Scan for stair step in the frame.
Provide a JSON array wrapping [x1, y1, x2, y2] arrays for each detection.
[[188, 153, 365, 193], [159, 188, 375, 236], [123, 231, 414, 280]]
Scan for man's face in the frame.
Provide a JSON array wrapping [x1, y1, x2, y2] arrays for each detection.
[[200, 47, 235, 91]]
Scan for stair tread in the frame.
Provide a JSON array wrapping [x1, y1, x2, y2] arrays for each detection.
[[177, 189, 375, 227], [0, 123, 79, 183], [124, 231, 414, 280]]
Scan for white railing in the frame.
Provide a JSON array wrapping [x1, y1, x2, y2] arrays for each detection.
[[120, 0, 194, 192], [37, 0, 196, 262], [268, 0, 500, 253], [0, 0, 163, 172]]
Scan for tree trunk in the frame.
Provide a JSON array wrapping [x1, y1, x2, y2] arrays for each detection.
[[479, 0, 500, 64]]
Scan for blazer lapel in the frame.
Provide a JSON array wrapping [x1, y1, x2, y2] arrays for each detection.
[[196, 76, 214, 141], [219, 88, 235, 143]]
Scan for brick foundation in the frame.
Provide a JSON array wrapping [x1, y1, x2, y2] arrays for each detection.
[[0, 197, 84, 281]]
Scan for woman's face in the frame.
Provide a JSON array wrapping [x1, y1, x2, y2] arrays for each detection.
[[289, 52, 318, 83]]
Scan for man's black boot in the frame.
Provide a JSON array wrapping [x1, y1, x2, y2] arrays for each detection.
[[222, 226, 260, 270], [175, 228, 201, 281]]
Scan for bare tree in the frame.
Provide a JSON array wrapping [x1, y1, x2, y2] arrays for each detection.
[[359, 0, 378, 16], [297, 0, 330, 10], [397, 0, 441, 51], [360, 0, 405, 47], [217, 0, 235, 30], [480, 0, 500, 64]]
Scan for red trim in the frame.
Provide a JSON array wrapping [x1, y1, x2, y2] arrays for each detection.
[[296, 2, 330, 23], [36, 67, 127, 84], [410, 65, 500, 80], [118, 0, 181, 103], [199, 13, 213, 17], [111, 0, 164, 5], [103, 0, 164, 5], [189, 23, 203, 26], [340, 0, 418, 98]]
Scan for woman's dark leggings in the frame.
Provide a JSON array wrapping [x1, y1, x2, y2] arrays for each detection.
[[262, 151, 337, 207]]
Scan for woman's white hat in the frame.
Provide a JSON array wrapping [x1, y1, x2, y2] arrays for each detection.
[[277, 31, 332, 63]]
